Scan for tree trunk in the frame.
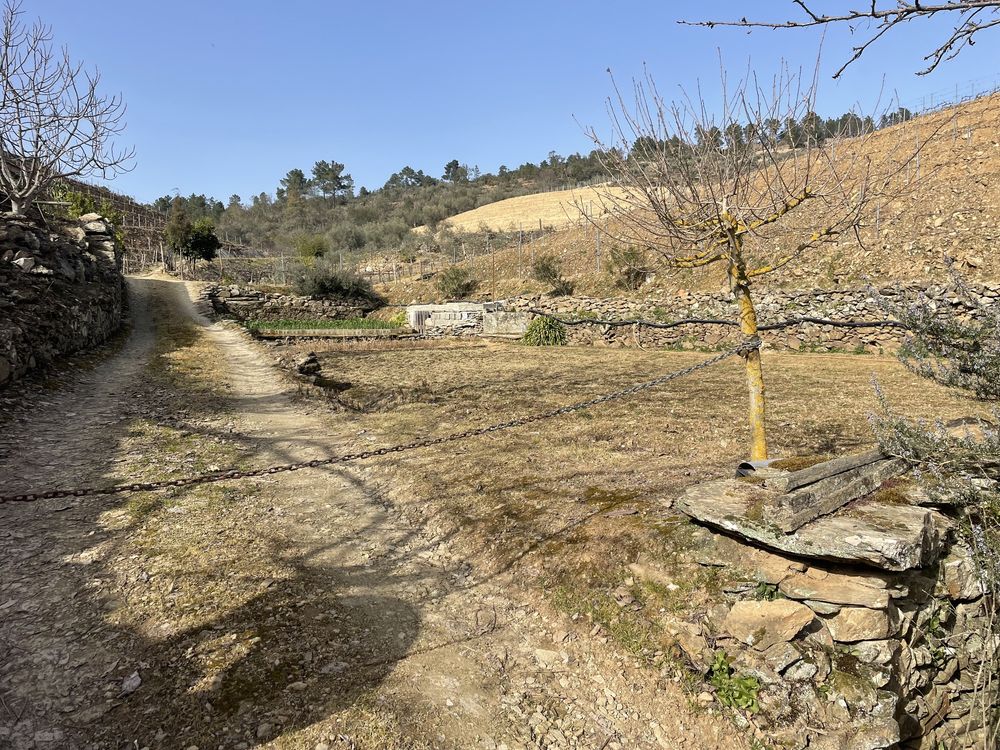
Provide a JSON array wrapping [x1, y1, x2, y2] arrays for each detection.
[[731, 268, 768, 460]]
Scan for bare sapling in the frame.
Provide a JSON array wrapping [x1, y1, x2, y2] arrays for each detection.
[[0, 0, 133, 215], [585, 62, 933, 459]]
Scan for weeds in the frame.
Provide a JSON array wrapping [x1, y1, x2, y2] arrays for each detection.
[[708, 651, 761, 714]]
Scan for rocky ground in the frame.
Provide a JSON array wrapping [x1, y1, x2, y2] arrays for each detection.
[[0, 276, 743, 750]]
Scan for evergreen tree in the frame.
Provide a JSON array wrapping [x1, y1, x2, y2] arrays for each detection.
[[164, 196, 193, 255], [186, 218, 221, 262], [312, 160, 353, 198]]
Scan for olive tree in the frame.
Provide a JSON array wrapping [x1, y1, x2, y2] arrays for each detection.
[[586, 66, 922, 459], [0, 1, 133, 215]]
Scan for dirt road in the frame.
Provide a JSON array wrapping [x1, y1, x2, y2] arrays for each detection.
[[0, 276, 742, 749]]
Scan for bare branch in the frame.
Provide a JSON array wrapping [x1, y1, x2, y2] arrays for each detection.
[[0, 0, 134, 214], [682, 1, 1000, 77]]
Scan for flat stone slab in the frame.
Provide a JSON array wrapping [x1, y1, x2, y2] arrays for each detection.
[[675, 479, 949, 571]]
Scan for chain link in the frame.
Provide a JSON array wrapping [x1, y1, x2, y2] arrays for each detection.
[[0, 340, 758, 505]]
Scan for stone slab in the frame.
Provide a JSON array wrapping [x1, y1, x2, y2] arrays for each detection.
[[767, 458, 908, 533], [675, 479, 948, 571]]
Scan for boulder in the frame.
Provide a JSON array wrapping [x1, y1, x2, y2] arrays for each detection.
[[296, 352, 321, 376], [939, 546, 987, 601], [760, 641, 803, 673], [82, 219, 111, 234], [721, 599, 815, 650], [821, 607, 892, 643], [12, 256, 34, 272], [64, 225, 87, 242], [779, 568, 893, 609]]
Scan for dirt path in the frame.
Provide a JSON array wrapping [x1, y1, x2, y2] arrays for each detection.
[[0, 276, 742, 750]]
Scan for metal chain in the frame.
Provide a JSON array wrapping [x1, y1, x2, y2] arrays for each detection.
[[527, 307, 905, 332], [0, 340, 758, 505]]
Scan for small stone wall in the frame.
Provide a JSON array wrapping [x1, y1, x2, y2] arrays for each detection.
[[0, 213, 125, 388], [203, 285, 379, 322], [662, 454, 998, 750], [500, 283, 1000, 352], [405, 302, 494, 337]]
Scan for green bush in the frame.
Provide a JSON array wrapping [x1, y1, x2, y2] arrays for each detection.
[[531, 253, 562, 285], [294, 263, 384, 304], [532, 253, 574, 296], [436, 266, 478, 299], [293, 233, 330, 259], [522, 316, 567, 346], [607, 245, 650, 291]]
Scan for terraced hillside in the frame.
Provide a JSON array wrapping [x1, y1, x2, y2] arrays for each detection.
[[389, 93, 1000, 303]]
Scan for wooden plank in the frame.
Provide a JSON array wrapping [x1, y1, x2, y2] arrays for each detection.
[[766, 449, 885, 493], [768, 458, 908, 533]]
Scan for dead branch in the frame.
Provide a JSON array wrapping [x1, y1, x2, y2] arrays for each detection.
[[682, 1, 1000, 77], [0, 1, 134, 214]]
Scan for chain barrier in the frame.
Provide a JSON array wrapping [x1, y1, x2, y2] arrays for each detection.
[[0, 340, 759, 505], [526, 308, 905, 332]]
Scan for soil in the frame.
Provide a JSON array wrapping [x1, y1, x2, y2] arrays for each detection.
[[0, 275, 747, 750]]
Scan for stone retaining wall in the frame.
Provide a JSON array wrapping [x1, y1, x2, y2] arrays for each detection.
[[0, 213, 125, 388], [659, 528, 995, 749], [203, 285, 378, 322], [499, 283, 1000, 351]]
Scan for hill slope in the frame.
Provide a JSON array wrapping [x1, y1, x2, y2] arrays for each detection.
[[386, 93, 1000, 303], [438, 184, 623, 233]]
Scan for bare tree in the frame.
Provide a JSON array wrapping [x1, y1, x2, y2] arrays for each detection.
[[0, 1, 133, 215], [585, 65, 927, 459], [683, 2, 1000, 77]]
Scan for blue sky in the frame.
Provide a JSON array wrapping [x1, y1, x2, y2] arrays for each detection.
[[33, 1, 1000, 203]]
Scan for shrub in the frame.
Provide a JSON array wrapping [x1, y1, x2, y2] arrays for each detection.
[[872, 269, 999, 735], [532, 253, 574, 296], [294, 233, 330, 259], [531, 253, 562, 285], [522, 316, 567, 346], [551, 277, 575, 296], [436, 266, 478, 300], [294, 262, 383, 304], [607, 245, 650, 291]]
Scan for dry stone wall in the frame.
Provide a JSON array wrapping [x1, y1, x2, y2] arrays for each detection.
[[659, 528, 995, 749], [502, 283, 1000, 352], [0, 213, 125, 388], [203, 285, 379, 322], [662, 451, 998, 750]]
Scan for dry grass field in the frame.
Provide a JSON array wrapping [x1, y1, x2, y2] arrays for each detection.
[[276, 339, 986, 676], [437, 184, 628, 233]]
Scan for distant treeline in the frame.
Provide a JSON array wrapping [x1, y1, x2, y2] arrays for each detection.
[[150, 105, 914, 265]]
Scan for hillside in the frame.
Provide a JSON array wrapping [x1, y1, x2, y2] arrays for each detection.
[[436, 184, 624, 233], [382, 93, 1000, 304]]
